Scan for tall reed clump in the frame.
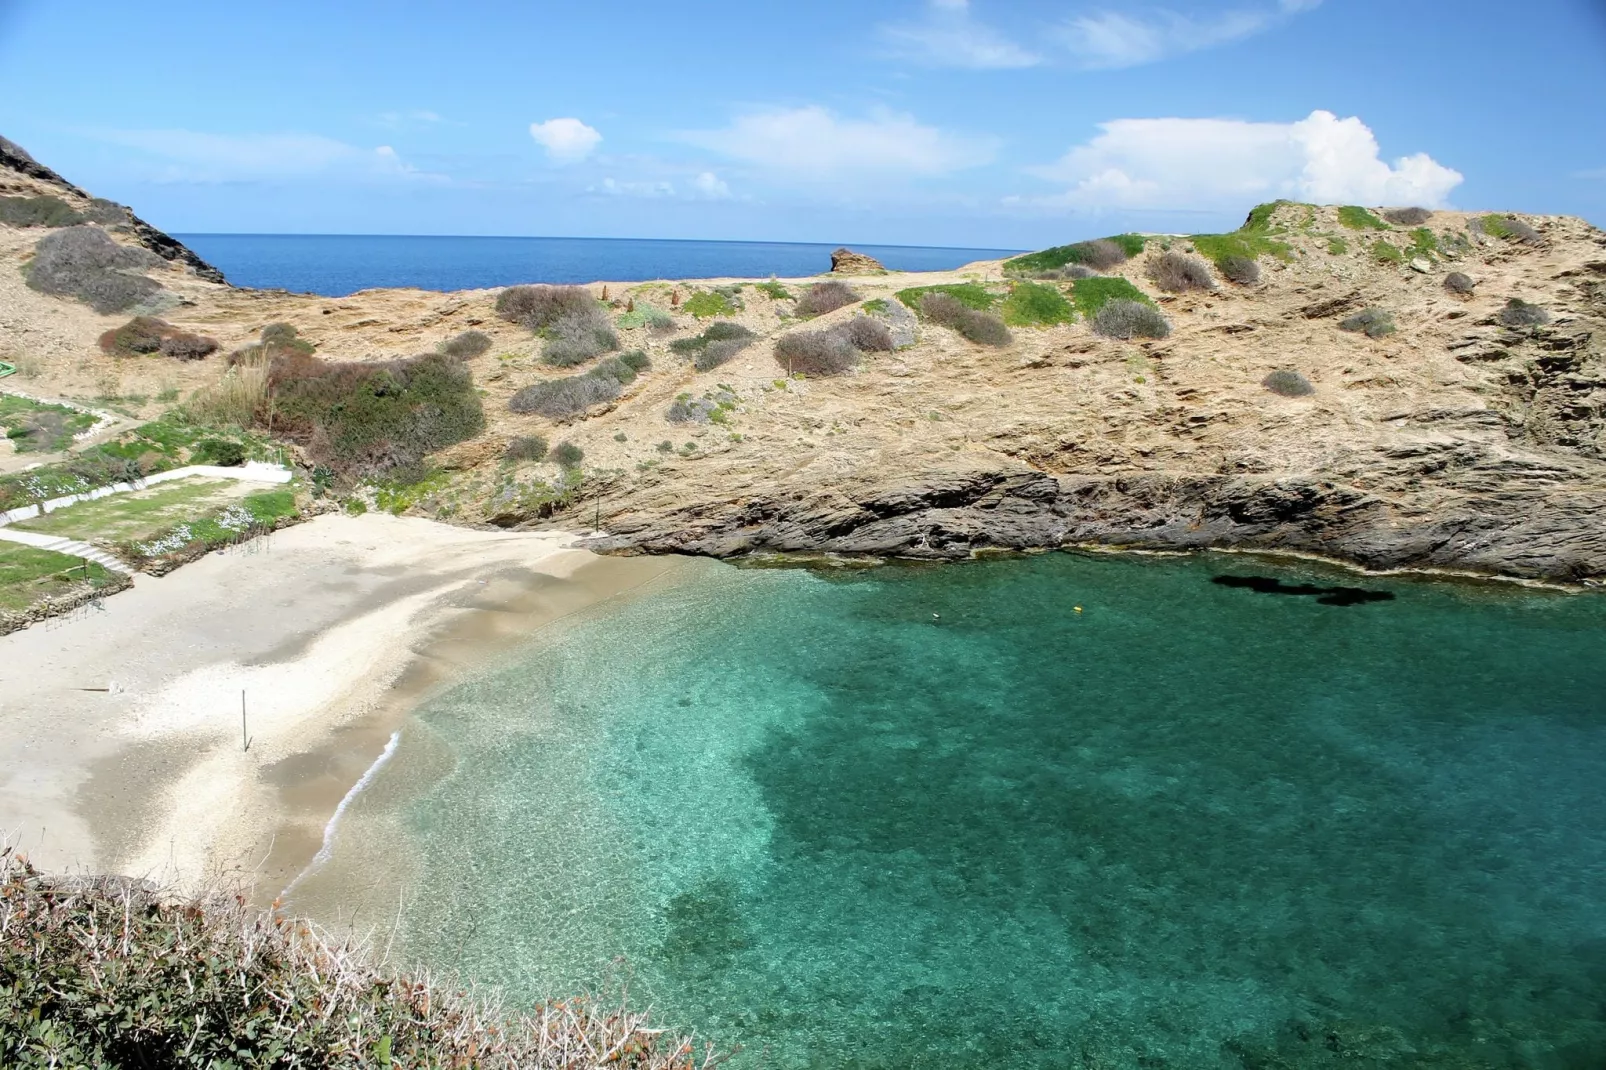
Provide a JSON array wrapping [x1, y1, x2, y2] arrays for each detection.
[[183, 349, 270, 428], [0, 846, 717, 1069]]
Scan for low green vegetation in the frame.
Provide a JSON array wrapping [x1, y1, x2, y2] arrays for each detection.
[[616, 304, 673, 330], [0, 543, 113, 613], [755, 278, 793, 300], [1338, 206, 1389, 231], [895, 282, 996, 311], [0, 416, 275, 513], [682, 289, 741, 318], [0, 394, 94, 453], [1190, 203, 1294, 269], [1003, 234, 1145, 275], [14, 477, 268, 545], [1069, 276, 1153, 318], [1408, 228, 1439, 261], [1001, 281, 1076, 327], [1327, 236, 1349, 255], [1372, 240, 1404, 264], [1263, 369, 1315, 397], [118, 488, 299, 566], [1478, 214, 1541, 243], [0, 194, 84, 228]]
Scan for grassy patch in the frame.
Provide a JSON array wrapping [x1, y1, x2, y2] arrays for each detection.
[[682, 290, 740, 318], [1070, 276, 1153, 318], [755, 278, 793, 300], [0, 394, 95, 453], [119, 489, 299, 565], [1001, 282, 1076, 327], [13, 477, 263, 544], [1407, 228, 1439, 261], [1338, 206, 1389, 231], [1327, 236, 1348, 255], [1189, 202, 1294, 269], [895, 283, 997, 312], [0, 543, 113, 613], [1003, 234, 1145, 275], [1371, 240, 1404, 264]]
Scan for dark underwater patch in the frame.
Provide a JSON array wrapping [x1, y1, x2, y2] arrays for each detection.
[[1212, 574, 1397, 606]]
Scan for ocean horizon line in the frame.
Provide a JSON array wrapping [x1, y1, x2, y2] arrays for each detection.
[[171, 232, 1029, 253]]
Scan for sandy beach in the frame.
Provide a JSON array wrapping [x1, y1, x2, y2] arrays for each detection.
[[0, 512, 682, 895]]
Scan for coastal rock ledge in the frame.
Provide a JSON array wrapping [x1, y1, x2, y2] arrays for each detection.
[[587, 455, 1606, 584], [830, 247, 886, 274]]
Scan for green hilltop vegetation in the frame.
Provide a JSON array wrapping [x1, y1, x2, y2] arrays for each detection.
[[1003, 233, 1146, 275]]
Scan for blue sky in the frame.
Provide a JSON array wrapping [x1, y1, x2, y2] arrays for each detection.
[[2, 0, 1603, 247]]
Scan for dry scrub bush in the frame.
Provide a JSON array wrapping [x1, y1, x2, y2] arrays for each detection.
[[505, 435, 549, 461], [440, 329, 492, 359], [551, 441, 584, 467], [543, 308, 620, 367], [0, 846, 715, 1069], [1263, 369, 1315, 397], [0, 194, 83, 228], [774, 329, 861, 376], [1444, 272, 1476, 295], [840, 316, 894, 353], [1091, 299, 1171, 340], [1383, 207, 1432, 225], [1218, 255, 1261, 285], [918, 293, 1012, 347], [695, 338, 750, 372], [1031, 264, 1096, 281], [1499, 298, 1551, 327], [509, 352, 646, 418], [1147, 251, 1215, 292], [25, 226, 163, 313], [181, 351, 269, 428], [98, 317, 219, 360], [495, 284, 596, 330], [1076, 238, 1130, 271], [795, 281, 860, 316], [1339, 308, 1396, 339], [670, 322, 756, 370]]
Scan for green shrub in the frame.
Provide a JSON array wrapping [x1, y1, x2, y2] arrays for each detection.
[[616, 305, 674, 330], [1147, 251, 1215, 292], [24, 226, 163, 313], [0, 194, 83, 227], [895, 282, 996, 312], [1327, 237, 1348, 255], [267, 351, 484, 479], [619, 349, 651, 373], [694, 339, 752, 372], [1262, 370, 1315, 397], [506, 435, 549, 461], [1003, 234, 1144, 275], [1372, 240, 1404, 264], [551, 441, 584, 467], [669, 322, 756, 365], [191, 438, 246, 466], [1444, 271, 1475, 295], [1001, 281, 1076, 327], [755, 278, 793, 300], [98, 317, 219, 360], [682, 290, 740, 318], [1091, 299, 1170, 340], [495, 284, 596, 329], [918, 293, 1012, 346], [1407, 228, 1439, 260], [542, 309, 620, 367], [440, 329, 492, 359], [1339, 308, 1396, 339], [795, 281, 859, 316], [1338, 206, 1389, 231], [1070, 275, 1152, 318], [1499, 298, 1550, 327]]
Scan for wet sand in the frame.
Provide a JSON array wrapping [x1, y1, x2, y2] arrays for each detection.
[[0, 512, 684, 896]]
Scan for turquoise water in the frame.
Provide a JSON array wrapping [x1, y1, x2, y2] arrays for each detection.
[[394, 553, 1606, 1068]]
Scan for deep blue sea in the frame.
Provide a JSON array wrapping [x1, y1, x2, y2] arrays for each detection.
[[308, 552, 1606, 1069], [172, 234, 1023, 297]]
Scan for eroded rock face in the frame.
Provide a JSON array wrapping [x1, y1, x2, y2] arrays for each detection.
[[830, 248, 886, 275]]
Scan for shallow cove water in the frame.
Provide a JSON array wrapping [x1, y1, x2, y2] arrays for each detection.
[[374, 552, 1606, 1068]]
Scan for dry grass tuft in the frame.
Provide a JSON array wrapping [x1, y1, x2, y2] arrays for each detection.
[[1147, 251, 1216, 293], [795, 281, 860, 317]]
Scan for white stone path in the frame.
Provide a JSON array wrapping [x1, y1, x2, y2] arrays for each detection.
[[0, 463, 294, 574]]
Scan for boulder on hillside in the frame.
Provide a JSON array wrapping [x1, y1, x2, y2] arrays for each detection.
[[830, 247, 886, 275]]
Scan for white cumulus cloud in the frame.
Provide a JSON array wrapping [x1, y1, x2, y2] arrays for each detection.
[[881, 0, 1042, 69], [1026, 110, 1463, 211], [680, 106, 994, 179], [692, 172, 732, 199], [529, 118, 602, 163]]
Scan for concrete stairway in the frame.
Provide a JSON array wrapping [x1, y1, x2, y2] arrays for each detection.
[[0, 527, 133, 574]]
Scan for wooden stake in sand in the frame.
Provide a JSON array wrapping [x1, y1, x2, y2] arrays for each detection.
[[242, 690, 251, 752]]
